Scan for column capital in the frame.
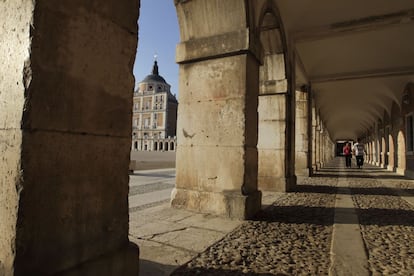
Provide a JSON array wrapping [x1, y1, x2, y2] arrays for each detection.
[[176, 28, 263, 64]]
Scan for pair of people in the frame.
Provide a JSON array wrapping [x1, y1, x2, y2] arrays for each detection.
[[343, 140, 365, 168]]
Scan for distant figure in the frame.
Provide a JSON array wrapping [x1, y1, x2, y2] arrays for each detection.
[[343, 142, 352, 168], [353, 139, 365, 168]]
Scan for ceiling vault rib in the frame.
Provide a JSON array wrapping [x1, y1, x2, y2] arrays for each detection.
[[310, 66, 414, 84], [292, 8, 414, 43]]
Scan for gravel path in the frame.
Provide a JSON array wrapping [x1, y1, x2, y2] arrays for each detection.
[[351, 179, 414, 275], [169, 158, 414, 275], [172, 180, 337, 275]]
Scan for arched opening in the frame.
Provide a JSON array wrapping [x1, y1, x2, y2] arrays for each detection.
[[134, 141, 138, 150], [257, 5, 295, 192], [154, 141, 158, 151], [165, 142, 169, 151], [170, 142, 175, 151]]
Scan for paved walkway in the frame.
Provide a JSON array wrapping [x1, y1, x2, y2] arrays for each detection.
[[129, 157, 414, 275]]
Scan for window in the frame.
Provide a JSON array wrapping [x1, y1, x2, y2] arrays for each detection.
[[406, 114, 414, 152]]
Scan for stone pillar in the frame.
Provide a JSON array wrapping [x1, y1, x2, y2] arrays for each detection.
[[315, 121, 322, 170], [295, 90, 309, 176], [257, 53, 296, 192], [1, 2, 139, 275], [311, 103, 318, 173], [172, 0, 262, 219]]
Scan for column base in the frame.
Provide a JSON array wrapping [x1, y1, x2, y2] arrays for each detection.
[[396, 168, 405, 175], [386, 165, 394, 171], [171, 188, 262, 219], [258, 175, 296, 192], [60, 242, 139, 276], [295, 168, 310, 177]]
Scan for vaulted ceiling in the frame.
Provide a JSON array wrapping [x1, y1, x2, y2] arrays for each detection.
[[276, 0, 414, 140]]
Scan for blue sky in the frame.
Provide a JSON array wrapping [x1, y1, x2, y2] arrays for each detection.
[[133, 0, 180, 96]]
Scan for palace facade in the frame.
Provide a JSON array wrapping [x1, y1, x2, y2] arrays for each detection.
[[132, 60, 178, 151]]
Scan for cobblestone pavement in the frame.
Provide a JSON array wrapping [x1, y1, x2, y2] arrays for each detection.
[[171, 158, 414, 275], [351, 179, 414, 275]]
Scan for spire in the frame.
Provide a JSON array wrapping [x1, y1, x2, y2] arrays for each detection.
[[152, 53, 159, 75], [152, 60, 159, 75]]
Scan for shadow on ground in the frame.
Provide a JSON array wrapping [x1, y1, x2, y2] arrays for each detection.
[[139, 259, 177, 276]]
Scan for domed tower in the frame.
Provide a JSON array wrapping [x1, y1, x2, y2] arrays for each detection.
[[132, 59, 178, 151]]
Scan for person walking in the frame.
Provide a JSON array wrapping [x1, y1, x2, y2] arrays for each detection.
[[353, 139, 365, 168], [343, 142, 352, 168]]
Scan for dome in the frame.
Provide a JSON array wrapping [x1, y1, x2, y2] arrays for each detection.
[[141, 60, 167, 84], [142, 74, 167, 84]]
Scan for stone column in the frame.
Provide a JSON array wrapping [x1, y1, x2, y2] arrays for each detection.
[[311, 104, 318, 173], [172, 1, 262, 219], [295, 90, 309, 176], [257, 53, 296, 192], [1, 2, 139, 275], [315, 120, 322, 170]]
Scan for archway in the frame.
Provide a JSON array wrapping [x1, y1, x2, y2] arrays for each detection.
[[257, 2, 296, 192]]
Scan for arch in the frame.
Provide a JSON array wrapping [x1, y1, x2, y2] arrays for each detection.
[[256, 1, 296, 191], [134, 141, 138, 150], [159, 142, 163, 151], [154, 142, 158, 151], [170, 142, 175, 151], [165, 142, 169, 151]]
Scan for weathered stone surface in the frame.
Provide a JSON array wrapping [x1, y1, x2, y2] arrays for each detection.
[[0, 1, 34, 275], [0, 2, 140, 275], [175, 44, 260, 218], [15, 131, 131, 275], [176, 29, 262, 64], [23, 2, 137, 137], [178, 55, 253, 104], [177, 100, 249, 147], [0, 130, 22, 276], [295, 90, 309, 176], [175, 0, 247, 42], [171, 187, 261, 219]]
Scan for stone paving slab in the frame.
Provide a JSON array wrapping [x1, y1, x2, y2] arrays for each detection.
[[129, 158, 414, 275]]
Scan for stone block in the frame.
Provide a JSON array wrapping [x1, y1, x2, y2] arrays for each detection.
[[259, 79, 288, 94], [14, 130, 131, 275], [176, 29, 262, 64], [171, 188, 261, 219], [258, 94, 286, 120], [0, 129, 22, 275], [60, 242, 139, 276], [176, 146, 256, 192], [177, 100, 254, 147], [24, 3, 137, 136], [258, 175, 296, 192], [258, 120, 286, 149], [263, 54, 286, 81], [175, 0, 247, 42], [178, 55, 258, 104], [258, 148, 285, 178], [0, 1, 32, 130]]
